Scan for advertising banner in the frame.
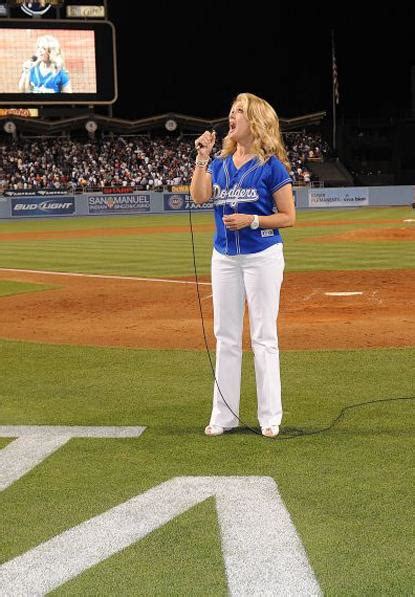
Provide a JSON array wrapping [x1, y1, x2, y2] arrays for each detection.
[[88, 194, 151, 214], [170, 185, 190, 193], [66, 5, 106, 18], [102, 186, 135, 195], [5, 188, 70, 197], [0, 108, 39, 117], [11, 196, 75, 216], [308, 188, 369, 208], [163, 193, 214, 211]]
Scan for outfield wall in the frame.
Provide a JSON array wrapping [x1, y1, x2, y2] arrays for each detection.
[[0, 185, 414, 218]]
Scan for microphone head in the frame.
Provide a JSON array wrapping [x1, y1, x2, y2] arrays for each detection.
[[31, 55, 38, 62], [212, 122, 228, 139], [211, 122, 228, 155]]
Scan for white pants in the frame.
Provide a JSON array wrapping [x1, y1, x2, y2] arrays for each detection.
[[209, 243, 285, 429]]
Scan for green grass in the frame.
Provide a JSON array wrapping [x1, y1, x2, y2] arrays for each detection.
[[0, 280, 57, 297], [0, 213, 190, 233], [0, 339, 414, 594], [0, 207, 414, 275]]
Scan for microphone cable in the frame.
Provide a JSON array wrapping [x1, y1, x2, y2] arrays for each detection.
[[188, 204, 263, 437], [189, 133, 265, 436]]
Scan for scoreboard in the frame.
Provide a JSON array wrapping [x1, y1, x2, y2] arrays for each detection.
[[0, 19, 117, 104]]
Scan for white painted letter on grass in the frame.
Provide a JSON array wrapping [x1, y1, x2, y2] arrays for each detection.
[[0, 426, 146, 492], [0, 476, 321, 596]]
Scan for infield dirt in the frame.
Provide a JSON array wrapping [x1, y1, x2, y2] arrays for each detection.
[[0, 268, 413, 350]]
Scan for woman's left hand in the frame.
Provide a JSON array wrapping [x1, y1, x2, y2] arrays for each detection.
[[222, 214, 254, 230], [37, 86, 55, 93]]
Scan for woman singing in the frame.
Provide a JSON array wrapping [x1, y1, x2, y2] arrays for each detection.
[[191, 92, 296, 438], [19, 34, 72, 94]]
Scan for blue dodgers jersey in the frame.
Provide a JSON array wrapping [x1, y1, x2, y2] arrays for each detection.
[[207, 155, 293, 255], [30, 65, 70, 93]]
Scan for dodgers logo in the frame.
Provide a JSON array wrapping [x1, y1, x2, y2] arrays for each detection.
[[20, 1, 53, 16], [213, 184, 259, 207]]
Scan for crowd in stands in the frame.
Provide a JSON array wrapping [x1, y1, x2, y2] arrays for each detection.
[[0, 131, 331, 192], [284, 132, 331, 185]]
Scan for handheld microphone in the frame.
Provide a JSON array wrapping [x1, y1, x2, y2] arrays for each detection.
[[195, 123, 228, 151], [195, 134, 213, 152], [212, 122, 228, 142]]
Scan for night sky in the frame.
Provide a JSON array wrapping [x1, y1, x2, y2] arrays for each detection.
[[107, 3, 415, 123]]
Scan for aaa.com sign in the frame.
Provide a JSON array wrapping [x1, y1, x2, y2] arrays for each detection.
[[163, 193, 213, 210], [11, 197, 75, 217], [308, 188, 369, 208]]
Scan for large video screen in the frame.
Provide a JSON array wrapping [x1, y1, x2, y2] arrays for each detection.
[[0, 20, 117, 104]]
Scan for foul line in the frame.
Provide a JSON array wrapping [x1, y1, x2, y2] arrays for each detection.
[[0, 268, 212, 286]]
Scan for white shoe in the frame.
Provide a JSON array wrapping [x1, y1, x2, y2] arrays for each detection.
[[261, 425, 280, 438], [204, 425, 231, 436]]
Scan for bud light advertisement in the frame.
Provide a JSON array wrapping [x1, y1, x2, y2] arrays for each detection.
[[11, 196, 75, 217]]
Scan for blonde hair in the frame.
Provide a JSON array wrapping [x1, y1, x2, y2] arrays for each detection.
[[36, 35, 65, 71], [220, 92, 290, 171]]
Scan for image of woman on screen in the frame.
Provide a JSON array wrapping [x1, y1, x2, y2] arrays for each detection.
[[18, 34, 72, 94]]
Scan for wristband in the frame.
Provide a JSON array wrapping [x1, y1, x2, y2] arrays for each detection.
[[250, 214, 260, 229], [195, 158, 209, 168]]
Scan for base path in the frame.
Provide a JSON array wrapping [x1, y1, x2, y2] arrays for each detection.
[[0, 269, 414, 350]]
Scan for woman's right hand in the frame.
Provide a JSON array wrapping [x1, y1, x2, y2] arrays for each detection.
[[22, 59, 33, 72], [195, 130, 216, 160]]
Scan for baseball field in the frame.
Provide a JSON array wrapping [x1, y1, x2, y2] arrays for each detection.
[[0, 205, 414, 595]]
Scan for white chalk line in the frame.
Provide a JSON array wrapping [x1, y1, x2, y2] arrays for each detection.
[[325, 291, 363, 297], [305, 289, 365, 300], [0, 268, 212, 286]]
